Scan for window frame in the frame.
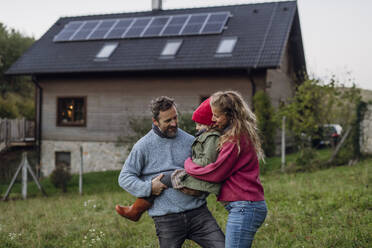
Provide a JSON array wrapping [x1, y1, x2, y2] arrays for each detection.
[[95, 42, 119, 61], [56, 96, 87, 127], [215, 36, 238, 55], [160, 39, 183, 58], [55, 151, 71, 169]]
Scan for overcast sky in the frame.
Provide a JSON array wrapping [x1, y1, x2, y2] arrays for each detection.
[[1, 0, 371, 90]]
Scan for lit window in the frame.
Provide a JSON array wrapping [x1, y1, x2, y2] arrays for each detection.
[[95, 43, 118, 59], [57, 97, 86, 126], [161, 40, 183, 57], [216, 37, 237, 54]]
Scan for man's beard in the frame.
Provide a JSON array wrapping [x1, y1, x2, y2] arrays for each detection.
[[163, 126, 178, 138]]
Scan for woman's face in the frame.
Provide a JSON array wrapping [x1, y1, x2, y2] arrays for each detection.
[[211, 106, 229, 129]]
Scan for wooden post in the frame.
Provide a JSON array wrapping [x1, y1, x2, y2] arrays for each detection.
[[25, 155, 47, 197], [2, 152, 47, 201], [5, 119, 9, 146], [22, 153, 28, 199], [22, 118, 26, 142], [79, 146, 83, 195], [2, 158, 24, 201], [328, 126, 352, 164], [281, 116, 286, 172]]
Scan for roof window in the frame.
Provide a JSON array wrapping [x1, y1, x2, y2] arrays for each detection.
[[160, 40, 183, 58], [216, 37, 237, 55], [95, 42, 118, 60]]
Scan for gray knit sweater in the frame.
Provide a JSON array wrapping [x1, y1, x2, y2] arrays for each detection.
[[118, 128, 206, 216]]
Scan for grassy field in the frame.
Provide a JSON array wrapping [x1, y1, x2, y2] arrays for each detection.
[[0, 156, 371, 247]]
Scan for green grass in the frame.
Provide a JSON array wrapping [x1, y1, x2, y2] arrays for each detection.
[[0, 157, 371, 247]]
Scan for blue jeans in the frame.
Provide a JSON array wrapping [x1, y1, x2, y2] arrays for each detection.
[[224, 201, 267, 248], [152, 204, 225, 248]]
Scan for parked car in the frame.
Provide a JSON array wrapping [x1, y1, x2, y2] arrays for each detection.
[[312, 124, 343, 148]]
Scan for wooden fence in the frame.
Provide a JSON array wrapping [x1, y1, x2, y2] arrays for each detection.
[[0, 118, 35, 153]]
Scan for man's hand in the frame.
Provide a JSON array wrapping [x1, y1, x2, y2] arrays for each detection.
[[151, 174, 168, 195]]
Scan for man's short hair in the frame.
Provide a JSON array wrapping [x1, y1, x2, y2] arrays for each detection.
[[151, 96, 176, 121]]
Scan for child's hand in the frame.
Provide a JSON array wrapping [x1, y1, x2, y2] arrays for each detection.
[[151, 174, 168, 195]]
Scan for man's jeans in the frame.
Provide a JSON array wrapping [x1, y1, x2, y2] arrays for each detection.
[[152, 204, 225, 248], [225, 201, 267, 248]]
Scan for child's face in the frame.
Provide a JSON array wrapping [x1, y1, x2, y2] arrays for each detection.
[[211, 106, 229, 129], [195, 123, 208, 131]]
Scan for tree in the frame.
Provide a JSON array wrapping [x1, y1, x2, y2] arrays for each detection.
[[280, 76, 362, 167], [0, 22, 35, 119], [253, 91, 277, 157]]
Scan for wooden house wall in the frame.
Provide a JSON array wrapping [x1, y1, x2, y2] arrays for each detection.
[[266, 42, 297, 108]]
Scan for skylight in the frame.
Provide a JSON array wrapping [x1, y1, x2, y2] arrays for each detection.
[[161, 40, 183, 57], [216, 37, 237, 54], [95, 43, 118, 59]]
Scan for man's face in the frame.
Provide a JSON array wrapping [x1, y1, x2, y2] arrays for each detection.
[[153, 106, 178, 138]]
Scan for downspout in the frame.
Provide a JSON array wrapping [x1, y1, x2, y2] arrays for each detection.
[[32, 75, 42, 178]]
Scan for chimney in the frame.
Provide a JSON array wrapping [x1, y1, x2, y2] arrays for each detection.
[[152, 0, 162, 11]]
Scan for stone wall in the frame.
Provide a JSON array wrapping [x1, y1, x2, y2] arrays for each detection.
[[360, 104, 372, 155], [41, 140, 128, 176]]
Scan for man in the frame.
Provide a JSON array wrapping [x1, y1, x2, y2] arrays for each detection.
[[118, 96, 225, 248]]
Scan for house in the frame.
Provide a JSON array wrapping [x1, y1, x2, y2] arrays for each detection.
[[6, 0, 306, 176]]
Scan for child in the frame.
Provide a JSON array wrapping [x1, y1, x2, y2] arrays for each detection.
[[115, 97, 221, 221], [184, 91, 267, 248]]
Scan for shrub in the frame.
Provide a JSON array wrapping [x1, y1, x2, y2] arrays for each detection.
[[253, 91, 277, 157], [178, 112, 197, 136], [118, 113, 197, 152], [50, 163, 71, 192], [0, 97, 18, 118], [16, 98, 35, 120]]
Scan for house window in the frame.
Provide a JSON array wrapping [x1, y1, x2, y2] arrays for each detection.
[[95, 42, 118, 60], [161, 40, 183, 57], [55, 152, 71, 169], [57, 97, 86, 126], [216, 37, 237, 54]]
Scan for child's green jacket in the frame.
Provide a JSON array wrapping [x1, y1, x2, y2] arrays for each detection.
[[178, 130, 222, 195]]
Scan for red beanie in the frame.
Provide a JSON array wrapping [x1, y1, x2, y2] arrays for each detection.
[[192, 98, 213, 125]]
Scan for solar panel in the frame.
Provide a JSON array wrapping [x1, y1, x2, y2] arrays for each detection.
[[143, 16, 170, 37], [123, 18, 151, 38], [53, 21, 84, 41], [89, 20, 116, 39], [105, 19, 133, 39], [201, 12, 229, 34], [71, 21, 100, 40], [161, 15, 188, 36], [54, 11, 230, 42]]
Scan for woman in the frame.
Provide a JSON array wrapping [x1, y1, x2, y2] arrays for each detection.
[[184, 90, 267, 248]]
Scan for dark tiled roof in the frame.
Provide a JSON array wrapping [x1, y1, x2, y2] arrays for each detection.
[[6, 1, 305, 75]]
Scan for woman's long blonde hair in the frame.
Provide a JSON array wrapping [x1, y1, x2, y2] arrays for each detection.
[[210, 90, 264, 161]]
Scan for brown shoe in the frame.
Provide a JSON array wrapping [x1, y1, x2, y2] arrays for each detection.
[[115, 198, 152, 222]]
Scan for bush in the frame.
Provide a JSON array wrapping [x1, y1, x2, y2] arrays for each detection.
[[50, 163, 71, 192], [16, 98, 35, 120], [0, 97, 18, 118], [118, 113, 197, 152], [178, 112, 197, 136], [253, 91, 277, 157]]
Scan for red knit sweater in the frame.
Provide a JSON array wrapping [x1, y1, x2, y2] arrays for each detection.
[[184, 135, 264, 202]]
